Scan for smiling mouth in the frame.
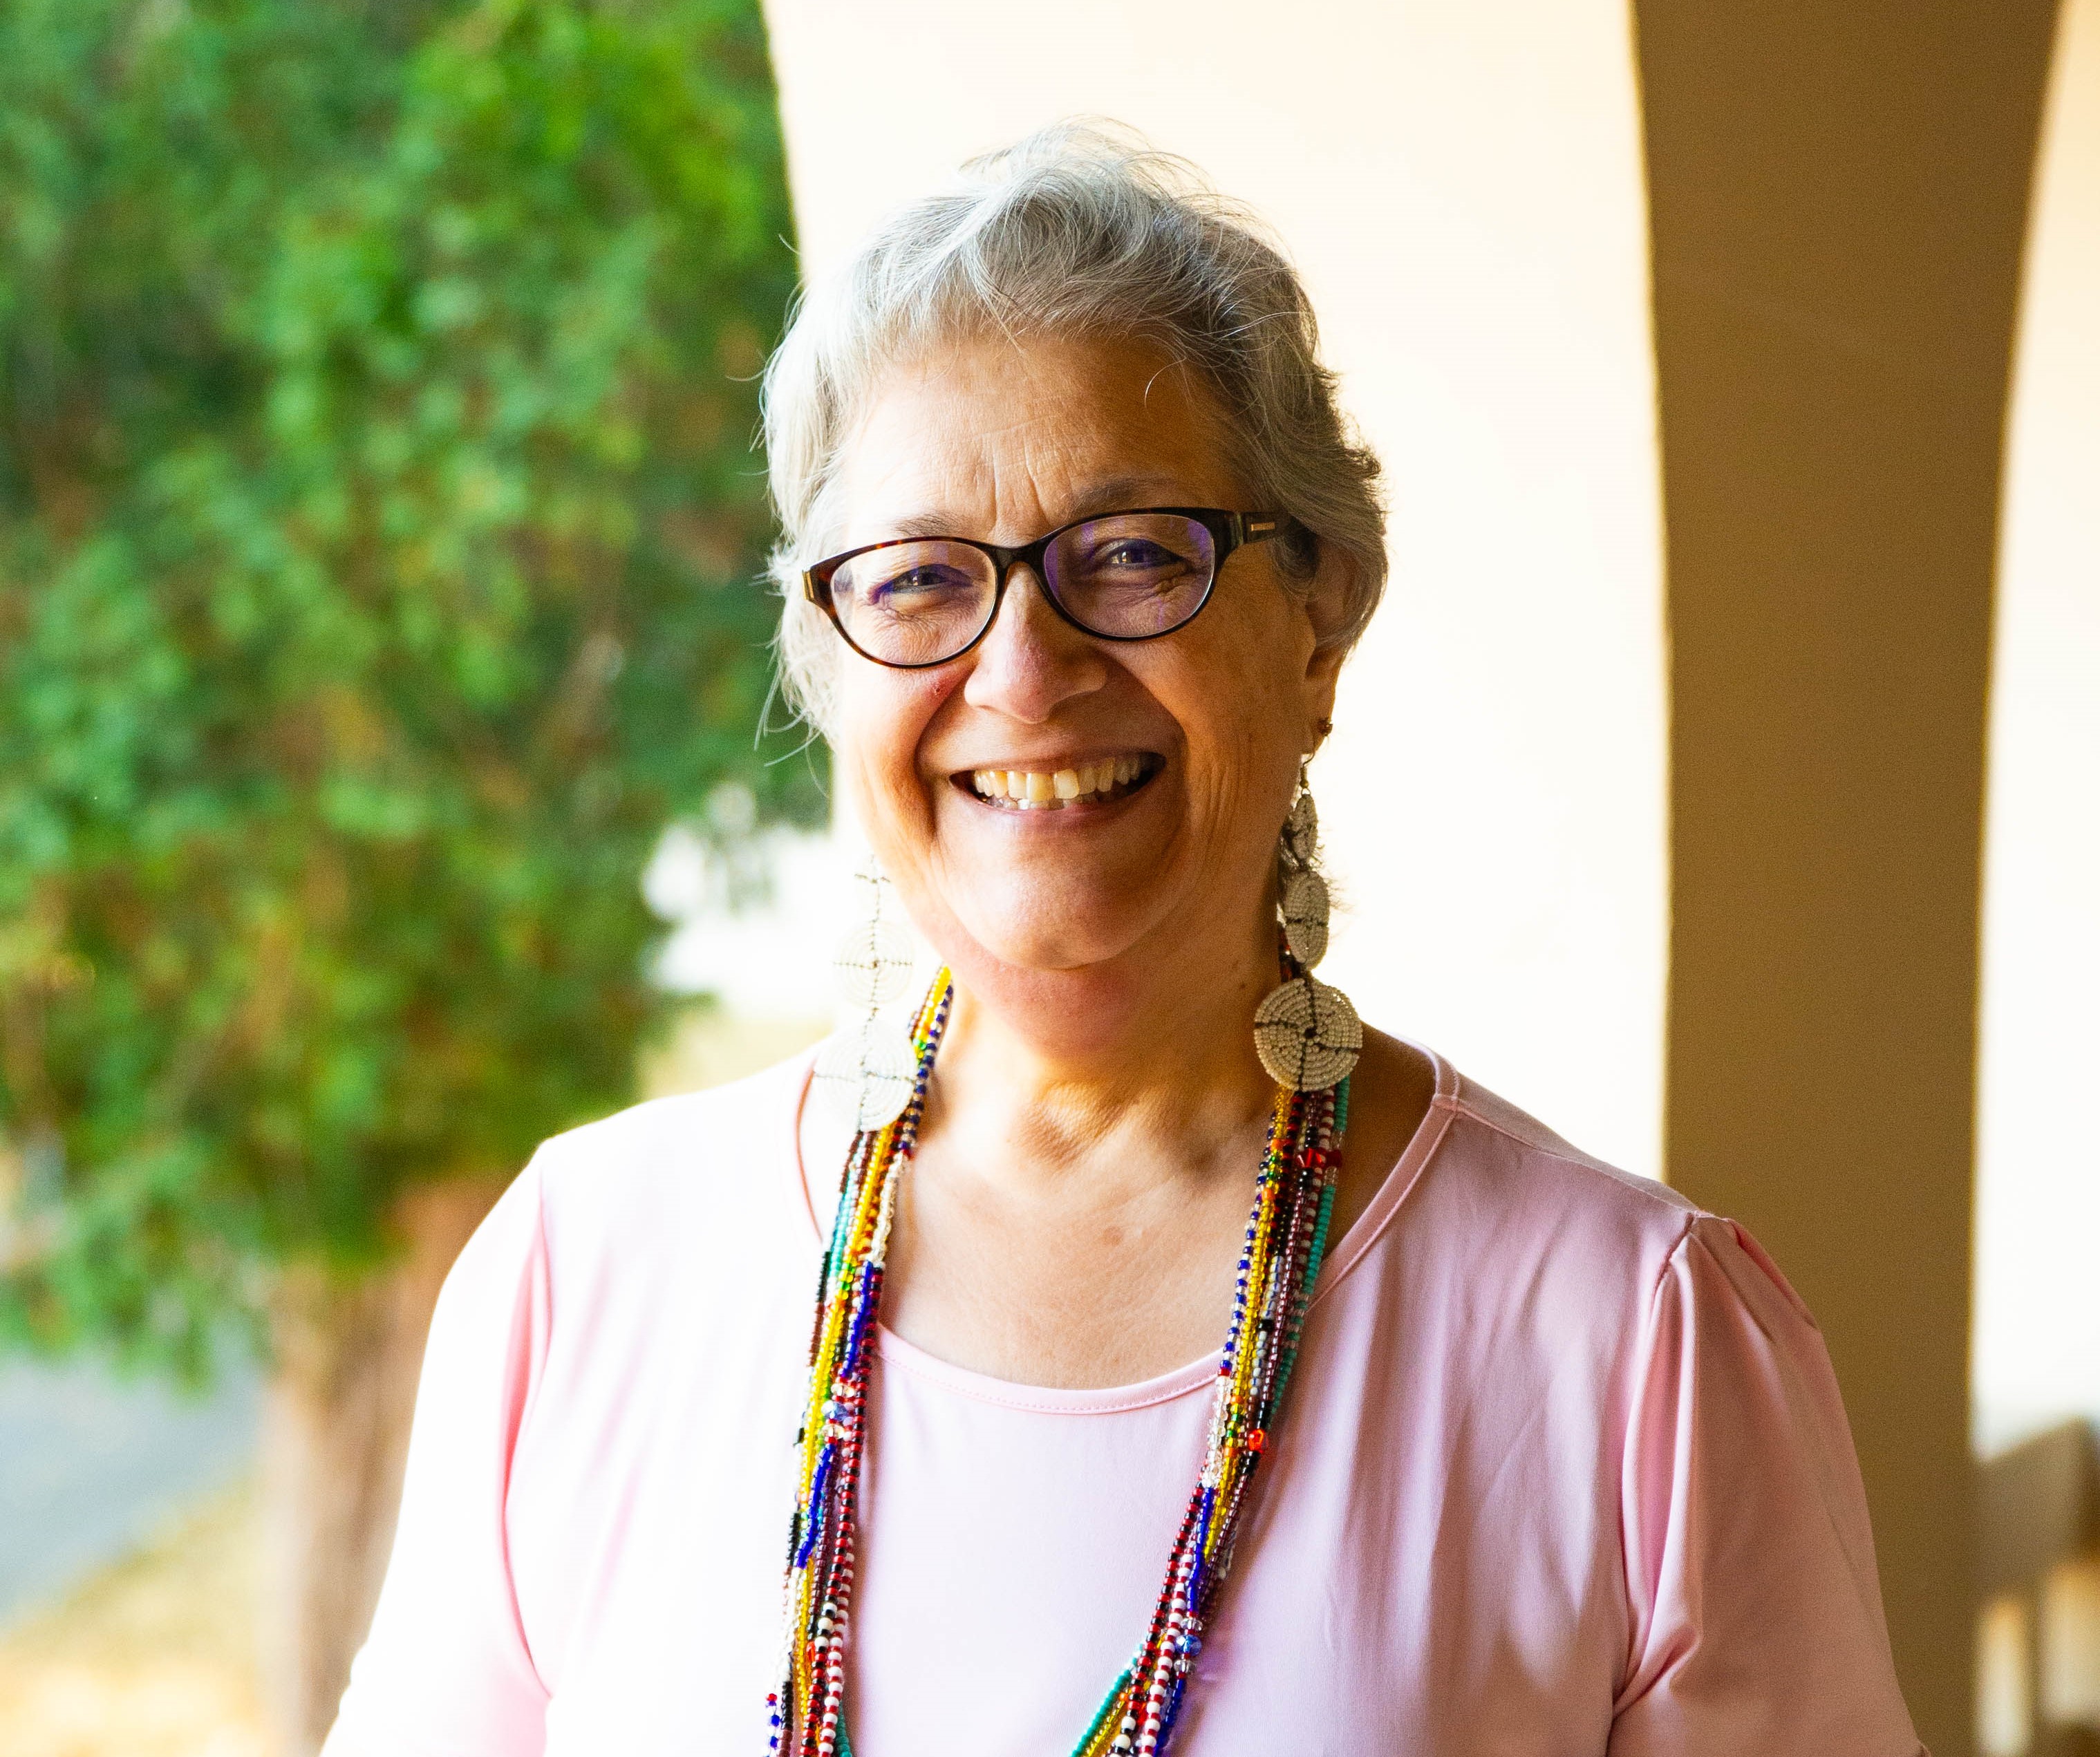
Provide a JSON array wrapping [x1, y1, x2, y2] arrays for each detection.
[[959, 753, 1164, 811]]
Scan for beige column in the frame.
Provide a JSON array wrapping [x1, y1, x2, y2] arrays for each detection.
[[1632, 3, 2061, 1752], [761, 0, 1669, 1178]]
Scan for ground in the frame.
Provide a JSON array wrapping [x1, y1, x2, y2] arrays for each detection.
[[0, 1484, 265, 1757]]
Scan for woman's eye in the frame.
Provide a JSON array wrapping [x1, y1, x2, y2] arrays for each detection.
[[1097, 541, 1184, 570], [871, 566, 970, 602]]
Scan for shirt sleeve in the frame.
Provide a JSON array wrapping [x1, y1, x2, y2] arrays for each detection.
[[1608, 1214, 1926, 1756], [322, 1160, 554, 1757]]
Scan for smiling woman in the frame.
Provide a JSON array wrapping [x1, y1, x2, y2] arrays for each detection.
[[324, 126, 1924, 1757], [812, 328, 1350, 1009]]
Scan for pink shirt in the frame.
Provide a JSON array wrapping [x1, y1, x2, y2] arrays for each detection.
[[326, 1048, 1923, 1756]]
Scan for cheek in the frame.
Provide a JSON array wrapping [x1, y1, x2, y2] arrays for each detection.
[[1153, 622, 1314, 846], [836, 668, 962, 817], [1156, 614, 1311, 765]]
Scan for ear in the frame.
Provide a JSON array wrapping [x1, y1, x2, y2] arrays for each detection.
[[1303, 636, 1344, 743], [1299, 546, 1355, 729]]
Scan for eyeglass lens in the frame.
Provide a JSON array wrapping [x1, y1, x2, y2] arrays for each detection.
[[823, 512, 1218, 666]]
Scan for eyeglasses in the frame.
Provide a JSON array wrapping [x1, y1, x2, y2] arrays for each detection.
[[802, 507, 1294, 670]]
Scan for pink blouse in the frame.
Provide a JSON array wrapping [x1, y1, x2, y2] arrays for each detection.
[[325, 1047, 1923, 1756]]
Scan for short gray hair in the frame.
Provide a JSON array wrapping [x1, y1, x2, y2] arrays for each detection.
[[762, 122, 1387, 735]]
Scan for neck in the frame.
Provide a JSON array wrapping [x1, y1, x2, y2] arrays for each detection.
[[921, 899, 1283, 1201]]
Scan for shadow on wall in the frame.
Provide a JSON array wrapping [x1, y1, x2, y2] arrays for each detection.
[[1979, 1424, 2100, 1757]]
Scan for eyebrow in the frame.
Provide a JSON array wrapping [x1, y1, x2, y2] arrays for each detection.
[[879, 476, 1194, 543]]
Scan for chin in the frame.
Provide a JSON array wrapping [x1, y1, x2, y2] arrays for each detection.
[[948, 883, 1168, 978]]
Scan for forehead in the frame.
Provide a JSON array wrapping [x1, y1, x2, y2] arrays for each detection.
[[829, 330, 1241, 547]]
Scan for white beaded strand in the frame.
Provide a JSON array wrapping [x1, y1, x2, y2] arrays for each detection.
[[812, 856, 921, 1129]]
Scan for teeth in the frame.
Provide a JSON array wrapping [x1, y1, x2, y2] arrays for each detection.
[[968, 757, 1153, 807]]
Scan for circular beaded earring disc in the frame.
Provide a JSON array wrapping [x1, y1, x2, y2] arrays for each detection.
[[813, 1023, 919, 1130], [1280, 868, 1331, 968], [1253, 975, 1363, 1091], [832, 917, 915, 1009]]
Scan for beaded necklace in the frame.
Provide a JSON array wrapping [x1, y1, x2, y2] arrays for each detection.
[[767, 971, 1347, 1757]]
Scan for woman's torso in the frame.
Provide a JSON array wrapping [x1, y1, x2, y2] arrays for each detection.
[[334, 1049, 1920, 1756]]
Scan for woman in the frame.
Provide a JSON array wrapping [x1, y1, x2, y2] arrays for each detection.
[[327, 128, 1923, 1756]]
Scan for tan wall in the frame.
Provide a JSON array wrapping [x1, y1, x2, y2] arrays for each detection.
[[761, 0, 1671, 1183]]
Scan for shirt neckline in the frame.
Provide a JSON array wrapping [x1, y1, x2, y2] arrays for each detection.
[[785, 1040, 1461, 1415]]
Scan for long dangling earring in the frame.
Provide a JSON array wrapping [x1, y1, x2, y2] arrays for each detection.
[[813, 855, 920, 1130], [1253, 767, 1363, 1091]]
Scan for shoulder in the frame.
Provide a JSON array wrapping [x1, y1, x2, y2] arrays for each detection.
[[524, 1050, 818, 1283], [532, 1049, 811, 1194], [1379, 1060, 1707, 1348], [1400, 1060, 1818, 1349], [1436, 1066, 1694, 1247], [445, 1051, 825, 1426]]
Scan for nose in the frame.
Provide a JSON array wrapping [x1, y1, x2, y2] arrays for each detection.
[[959, 563, 1109, 722]]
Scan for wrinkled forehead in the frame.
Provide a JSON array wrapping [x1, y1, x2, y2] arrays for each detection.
[[821, 330, 1245, 554]]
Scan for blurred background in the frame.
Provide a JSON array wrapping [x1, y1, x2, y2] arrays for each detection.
[[0, 1, 2092, 1755]]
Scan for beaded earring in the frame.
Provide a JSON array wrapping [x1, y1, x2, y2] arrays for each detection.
[[812, 855, 920, 1129], [1253, 768, 1363, 1091]]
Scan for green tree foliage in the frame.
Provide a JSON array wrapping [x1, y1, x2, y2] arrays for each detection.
[[0, 0, 815, 1376]]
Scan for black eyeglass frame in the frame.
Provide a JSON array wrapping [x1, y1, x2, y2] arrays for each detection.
[[800, 506, 1297, 670]]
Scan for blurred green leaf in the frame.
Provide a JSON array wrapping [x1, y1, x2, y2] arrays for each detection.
[[0, 0, 816, 1378]]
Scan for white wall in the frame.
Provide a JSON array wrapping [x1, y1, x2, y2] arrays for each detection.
[[1974, 0, 2100, 1454], [761, 0, 1669, 1176]]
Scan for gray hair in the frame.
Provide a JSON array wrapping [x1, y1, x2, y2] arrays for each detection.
[[762, 122, 1387, 735]]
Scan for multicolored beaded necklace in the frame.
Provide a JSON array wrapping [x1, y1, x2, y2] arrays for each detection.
[[766, 970, 1347, 1757]]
